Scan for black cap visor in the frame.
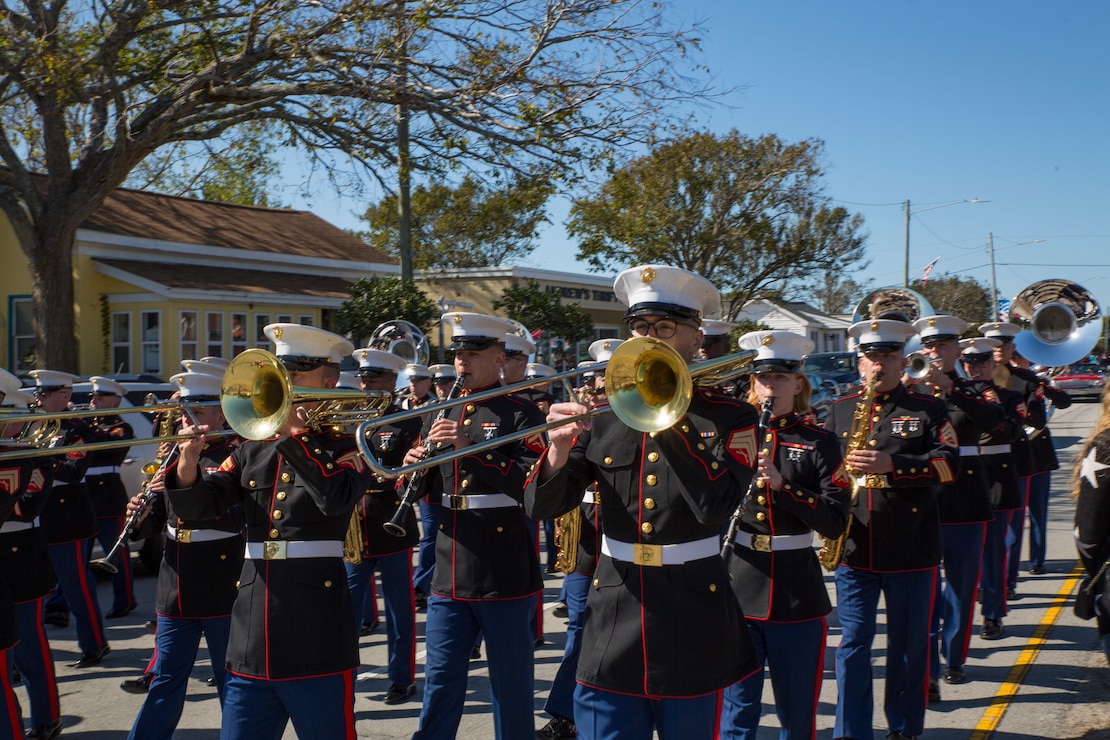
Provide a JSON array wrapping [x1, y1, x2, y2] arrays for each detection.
[[623, 302, 702, 323], [751, 359, 803, 375], [448, 336, 504, 351]]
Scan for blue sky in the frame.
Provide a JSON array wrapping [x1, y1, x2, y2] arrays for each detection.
[[289, 2, 1110, 316]]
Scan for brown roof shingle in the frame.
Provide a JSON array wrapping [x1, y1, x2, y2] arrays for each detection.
[[98, 259, 360, 299]]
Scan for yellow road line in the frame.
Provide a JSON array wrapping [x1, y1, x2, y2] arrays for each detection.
[[969, 563, 1085, 739]]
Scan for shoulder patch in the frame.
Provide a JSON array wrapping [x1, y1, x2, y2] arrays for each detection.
[[0, 468, 19, 495], [27, 468, 45, 493], [337, 450, 366, 473], [932, 457, 955, 484], [726, 427, 757, 469], [831, 461, 851, 489], [218, 456, 237, 473], [939, 419, 959, 449]]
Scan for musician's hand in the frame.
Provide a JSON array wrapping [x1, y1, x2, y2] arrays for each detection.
[[176, 422, 209, 471], [427, 418, 470, 450], [125, 493, 148, 522], [546, 403, 589, 446], [756, 449, 784, 490], [148, 468, 167, 494], [845, 450, 894, 474], [404, 444, 427, 467]]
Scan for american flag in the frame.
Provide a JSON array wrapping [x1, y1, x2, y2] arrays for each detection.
[[920, 256, 940, 286]]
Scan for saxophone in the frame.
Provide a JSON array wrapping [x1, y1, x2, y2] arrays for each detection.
[[554, 492, 586, 574], [817, 374, 878, 571]]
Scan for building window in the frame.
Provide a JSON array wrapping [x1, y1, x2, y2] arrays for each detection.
[[299, 314, 314, 327], [141, 311, 161, 375], [9, 296, 34, 372], [255, 314, 271, 350], [180, 311, 198, 361], [206, 311, 224, 357], [231, 312, 248, 357], [112, 312, 132, 373], [277, 314, 292, 324]]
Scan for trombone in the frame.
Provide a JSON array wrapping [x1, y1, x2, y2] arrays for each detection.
[[354, 337, 756, 480]]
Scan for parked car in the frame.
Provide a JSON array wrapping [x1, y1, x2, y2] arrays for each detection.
[[802, 351, 860, 395], [1050, 364, 1108, 401], [806, 373, 839, 424]]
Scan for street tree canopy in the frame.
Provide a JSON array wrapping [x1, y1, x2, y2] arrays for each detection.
[[332, 276, 439, 348], [566, 130, 869, 319], [0, 0, 709, 371], [918, 274, 994, 327], [491, 279, 594, 364], [359, 174, 554, 270]]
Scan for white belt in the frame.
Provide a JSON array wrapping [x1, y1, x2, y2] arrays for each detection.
[[582, 490, 596, 505], [167, 526, 241, 544], [979, 444, 1012, 456], [441, 493, 519, 510], [52, 480, 67, 487], [734, 531, 814, 553], [601, 535, 718, 567], [244, 540, 343, 560], [958, 446, 980, 456], [85, 465, 121, 476], [0, 518, 39, 533]]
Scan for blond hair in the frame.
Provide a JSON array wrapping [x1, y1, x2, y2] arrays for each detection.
[[1070, 383, 1110, 497], [746, 372, 812, 416]]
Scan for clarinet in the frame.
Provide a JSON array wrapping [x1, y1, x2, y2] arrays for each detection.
[[721, 398, 774, 557], [91, 444, 180, 575], [383, 374, 466, 537]]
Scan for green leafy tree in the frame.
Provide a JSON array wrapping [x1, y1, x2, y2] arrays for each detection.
[[491, 280, 594, 368], [0, 0, 710, 371], [918, 274, 993, 326], [806, 274, 872, 316], [359, 174, 554, 269], [567, 130, 869, 319], [332, 277, 439, 349]]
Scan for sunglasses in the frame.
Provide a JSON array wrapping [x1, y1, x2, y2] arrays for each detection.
[[433, 377, 457, 385], [357, 369, 398, 379], [280, 357, 333, 372]]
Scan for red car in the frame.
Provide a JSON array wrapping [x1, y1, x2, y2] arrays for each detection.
[[1051, 363, 1108, 401]]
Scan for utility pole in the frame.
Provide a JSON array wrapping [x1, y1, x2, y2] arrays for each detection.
[[903, 199, 911, 288], [988, 231, 998, 319]]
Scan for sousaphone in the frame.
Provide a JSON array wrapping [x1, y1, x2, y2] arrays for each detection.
[[1008, 279, 1102, 367]]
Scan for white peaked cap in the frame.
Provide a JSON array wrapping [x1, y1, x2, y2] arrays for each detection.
[[979, 322, 1021, 339], [407, 364, 432, 379], [337, 372, 362, 390], [0, 368, 22, 399], [181, 358, 225, 377], [1, 388, 34, 408], [849, 319, 917, 352], [503, 331, 537, 356], [913, 315, 969, 341], [265, 323, 354, 365], [442, 313, 519, 350], [613, 265, 720, 321], [525, 363, 557, 379], [352, 348, 406, 373], [430, 364, 457, 380], [589, 339, 624, 363], [959, 336, 1002, 358], [701, 319, 737, 337], [169, 372, 222, 398], [738, 330, 815, 374], [28, 369, 78, 389], [89, 376, 128, 396]]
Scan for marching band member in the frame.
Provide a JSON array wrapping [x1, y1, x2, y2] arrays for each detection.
[[959, 337, 1025, 641], [412, 363, 458, 610], [166, 324, 372, 739], [827, 319, 958, 740], [85, 376, 137, 619], [698, 318, 737, 360], [347, 347, 422, 705], [401, 363, 436, 411], [0, 376, 61, 740], [407, 312, 547, 740], [30, 369, 111, 668], [910, 317, 1004, 694], [536, 340, 621, 740], [127, 371, 244, 739], [720, 330, 850, 740], [532, 265, 759, 740]]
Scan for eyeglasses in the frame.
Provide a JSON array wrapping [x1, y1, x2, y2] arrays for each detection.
[[357, 369, 398, 379], [627, 318, 695, 339], [280, 357, 333, 372]]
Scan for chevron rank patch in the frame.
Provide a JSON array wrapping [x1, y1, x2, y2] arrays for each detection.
[[726, 427, 757, 468]]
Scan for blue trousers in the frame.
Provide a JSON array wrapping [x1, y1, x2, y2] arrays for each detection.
[[219, 671, 354, 740], [416, 594, 536, 740], [1011, 472, 1050, 581], [10, 597, 59, 728], [545, 570, 590, 720], [0, 648, 21, 740], [45, 539, 106, 653], [413, 501, 441, 596], [834, 566, 936, 739], [982, 509, 1014, 621], [542, 519, 557, 570], [128, 614, 232, 740], [345, 551, 415, 686], [931, 522, 986, 677], [574, 682, 721, 740], [720, 617, 826, 740], [95, 515, 136, 612]]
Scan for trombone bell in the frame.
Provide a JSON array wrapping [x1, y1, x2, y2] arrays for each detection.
[[607, 338, 692, 433], [221, 350, 292, 441]]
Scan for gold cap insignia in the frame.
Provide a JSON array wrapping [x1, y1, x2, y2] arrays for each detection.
[[928, 317, 937, 327], [640, 267, 657, 284], [273, 326, 283, 340], [969, 338, 978, 347], [453, 313, 463, 324], [870, 321, 879, 331], [603, 341, 611, 349], [761, 335, 775, 347]]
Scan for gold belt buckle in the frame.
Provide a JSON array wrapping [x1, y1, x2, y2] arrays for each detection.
[[176, 528, 193, 544], [633, 543, 663, 567], [263, 541, 288, 560], [447, 495, 468, 510], [750, 534, 772, 552], [863, 474, 886, 489]]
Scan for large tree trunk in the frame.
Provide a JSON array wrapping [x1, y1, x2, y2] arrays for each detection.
[[26, 221, 80, 373]]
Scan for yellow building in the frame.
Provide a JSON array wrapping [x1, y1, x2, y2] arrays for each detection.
[[1, 186, 622, 376]]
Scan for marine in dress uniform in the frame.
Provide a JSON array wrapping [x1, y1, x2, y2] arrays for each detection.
[[400, 364, 436, 411], [719, 330, 851, 740], [536, 341, 619, 740], [166, 324, 372, 740], [532, 265, 760, 740], [345, 347, 422, 705], [827, 319, 958, 740], [0, 380, 62, 740], [959, 337, 1026, 641], [127, 371, 244, 739], [981, 322, 1047, 600], [407, 313, 547, 740], [83, 376, 138, 618], [30, 370, 110, 668], [1073, 389, 1110, 663], [909, 318, 1005, 692], [699, 319, 736, 361], [411, 363, 458, 609]]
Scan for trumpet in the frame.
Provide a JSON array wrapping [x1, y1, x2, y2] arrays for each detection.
[[355, 337, 756, 480], [906, 352, 937, 380]]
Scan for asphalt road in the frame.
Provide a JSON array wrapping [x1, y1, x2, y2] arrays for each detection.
[[14, 400, 1110, 738]]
